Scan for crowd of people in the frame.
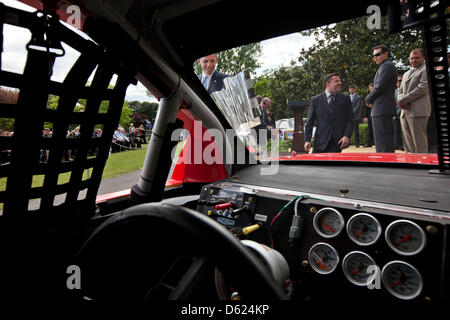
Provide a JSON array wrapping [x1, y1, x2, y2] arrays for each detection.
[[197, 47, 441, 154], [303, 45, 439, 154], [111, 123, 149, 153]]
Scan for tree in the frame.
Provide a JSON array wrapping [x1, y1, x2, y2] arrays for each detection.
[[0, 87, 18, 131], [128, 100, 158, 123], [119, 101, 133, 129], [254, 16, 424, 121], [194, 43, 262, 77], [298, 16, 422, 98]]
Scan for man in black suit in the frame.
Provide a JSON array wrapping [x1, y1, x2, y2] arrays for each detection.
[[197, 54, 229, 94], [349, 85, 363, 148], [256, 97, 276, 143], [363, 82, 375, 147], [304, 73, 354, 153], [365, 45, 398, 153]]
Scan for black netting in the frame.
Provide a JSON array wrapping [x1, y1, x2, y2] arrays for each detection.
[[0, 4, 136, 219]]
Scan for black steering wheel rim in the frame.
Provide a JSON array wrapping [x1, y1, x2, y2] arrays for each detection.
[[76, 202, 286, 301]]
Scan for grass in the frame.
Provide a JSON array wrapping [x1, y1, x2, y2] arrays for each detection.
[[0, 144, 149, 191], [102, 144, 148, 180]]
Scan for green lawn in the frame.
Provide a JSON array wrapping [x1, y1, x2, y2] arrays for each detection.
[[102, 144, 149, 180], [0, 144, 149, 190], [0, 140, 186, 191]]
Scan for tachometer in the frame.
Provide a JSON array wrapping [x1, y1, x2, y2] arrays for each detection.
[[342, 251, 377, 286], [346, 213, 382, 246], [313, 208, 345, 238], [382, 261, 423, 300], [385, 220, 426, 256], [308, 242, 339, 275]]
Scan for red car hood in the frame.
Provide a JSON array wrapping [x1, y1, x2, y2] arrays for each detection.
[[275, 152, 438, 164]]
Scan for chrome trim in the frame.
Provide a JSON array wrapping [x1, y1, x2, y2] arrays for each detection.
[[313, 208, 345, 238], [341, 251, 377, 286], [346, 213, 382, 246], [385, 220, 427, 256], [213, 182, 450, 224], [381, 261, 423, 300]]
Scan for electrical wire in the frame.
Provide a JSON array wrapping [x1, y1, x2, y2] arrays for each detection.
[[269, 195, 303, 247]]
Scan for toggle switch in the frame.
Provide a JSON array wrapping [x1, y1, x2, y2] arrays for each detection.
[[215, 202, 234, 210]]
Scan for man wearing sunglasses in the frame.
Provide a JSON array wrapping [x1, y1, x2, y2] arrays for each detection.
[[365, 45, 398, 153]]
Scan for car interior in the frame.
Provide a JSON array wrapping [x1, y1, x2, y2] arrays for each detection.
[[0, 0, 449, 306]]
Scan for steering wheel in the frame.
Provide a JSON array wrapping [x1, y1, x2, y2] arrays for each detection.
[[76, 203, 287, 301]]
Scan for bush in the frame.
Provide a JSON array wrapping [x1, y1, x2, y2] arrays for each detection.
[[350, 123, 369, 146]]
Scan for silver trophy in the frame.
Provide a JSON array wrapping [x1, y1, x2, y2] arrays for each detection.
[[211, 72, 261, 139]]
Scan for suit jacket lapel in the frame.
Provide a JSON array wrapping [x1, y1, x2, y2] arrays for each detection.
[[208, 72, 218, 93]]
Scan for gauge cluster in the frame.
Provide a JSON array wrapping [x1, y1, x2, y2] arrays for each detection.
[[197, 184, 445, 302], [300, 204, 439, 301]]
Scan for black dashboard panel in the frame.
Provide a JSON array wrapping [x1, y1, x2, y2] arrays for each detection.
[[196, 164, 450, 302], [223, 164, 450, 212]]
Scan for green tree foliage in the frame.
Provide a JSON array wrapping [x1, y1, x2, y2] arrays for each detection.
[[0, 87, 18, 131], [194, 43, 262, 76], [119, 101, 133, 129], [128, 101, 158, 122], [254, 16, 423, 122]]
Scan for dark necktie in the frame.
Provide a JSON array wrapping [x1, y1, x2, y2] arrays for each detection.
[[328, 94, 335, 113]]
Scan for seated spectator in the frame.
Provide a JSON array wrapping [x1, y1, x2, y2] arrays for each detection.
[[112, 126, 129, 152]]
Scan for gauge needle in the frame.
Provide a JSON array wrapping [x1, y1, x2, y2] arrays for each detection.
[[392, 279, 402, 288], [355, 230, 364, 238], [396, 234, 412, 245], [312, 252, 327, 270], [323, 223, 335, 233], [392, 272, 406, 288], [351, 268, 359, 276]]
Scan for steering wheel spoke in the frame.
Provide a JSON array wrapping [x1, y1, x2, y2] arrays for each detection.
[[145, 256, 212, 300]]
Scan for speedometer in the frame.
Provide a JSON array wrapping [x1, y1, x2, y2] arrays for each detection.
[[313, 208, 345, 238], [385, 220, 426, 256]]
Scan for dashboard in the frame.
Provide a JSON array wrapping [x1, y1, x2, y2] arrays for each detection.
[[195, 164, 450, 302]]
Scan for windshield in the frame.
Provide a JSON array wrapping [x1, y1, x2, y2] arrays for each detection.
[[194, 7, 447, 166]]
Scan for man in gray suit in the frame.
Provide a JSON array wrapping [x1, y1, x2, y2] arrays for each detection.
[[349, 85, 363, 147], [197, 53, 229, 94], [397, 48, 431, 153], [365, 45, 398, 153], [304, 73, 354, 153]]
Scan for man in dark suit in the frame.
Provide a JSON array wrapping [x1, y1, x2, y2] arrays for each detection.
[[349, 85, 363, 147], [363, 83, 375, 147], [365, 45, 398, 153], [256, 97, 276, 143], [197, 54, 229, 94], [304, 73, 354, 153]]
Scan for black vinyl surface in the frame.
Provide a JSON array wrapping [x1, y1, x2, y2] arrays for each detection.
[[226, 163, 450, 213]]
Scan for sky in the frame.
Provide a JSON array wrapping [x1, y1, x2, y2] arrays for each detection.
[[1, 0, 314, 102]]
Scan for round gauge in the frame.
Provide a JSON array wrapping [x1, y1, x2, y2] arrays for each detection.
[[382, 261, 423, 300], [313, 208, 345, 238], [342, 251, 377, 286], [385, 220, 426, 256], [308, 242, 339, 275], [347, 213, 382, 246]]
